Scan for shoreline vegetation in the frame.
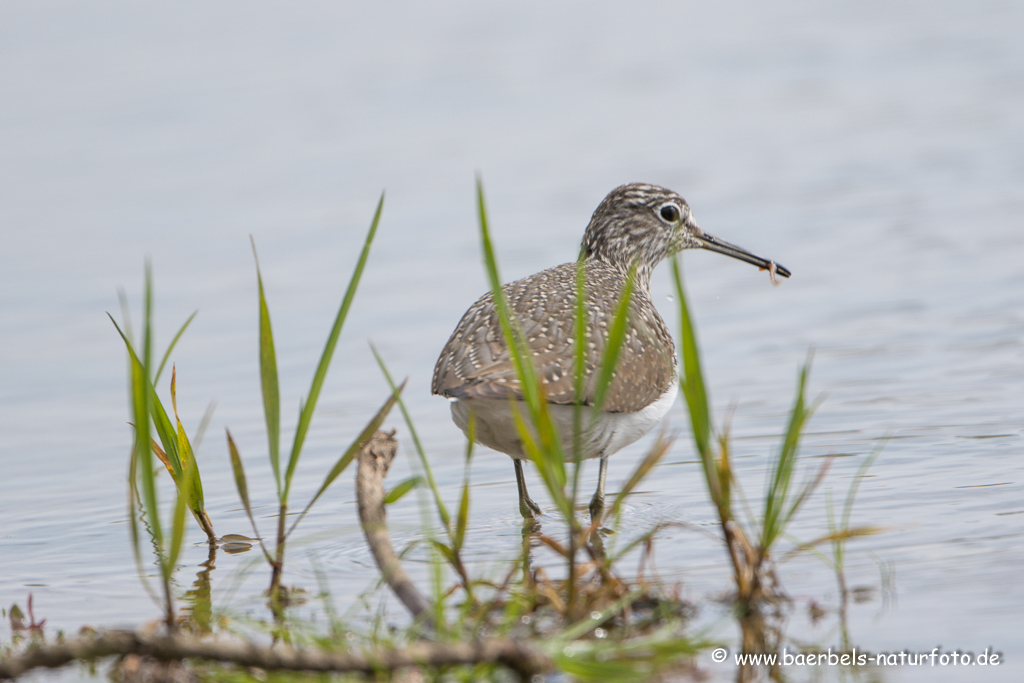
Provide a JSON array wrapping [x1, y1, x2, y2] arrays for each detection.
[[1, 184, 880, 682]]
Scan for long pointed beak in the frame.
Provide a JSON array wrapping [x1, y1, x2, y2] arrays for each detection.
[[694, 232, 791, 279]]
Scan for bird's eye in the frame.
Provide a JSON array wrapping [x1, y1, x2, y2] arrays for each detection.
[[659, 204, 681, 223]]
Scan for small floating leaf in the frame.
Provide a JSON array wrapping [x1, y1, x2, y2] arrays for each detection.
[[220, 534, 258, 543], [384, 476, 423, 505]]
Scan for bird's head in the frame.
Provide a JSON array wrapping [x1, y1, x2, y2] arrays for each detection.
[[581, 183, 791, 282]]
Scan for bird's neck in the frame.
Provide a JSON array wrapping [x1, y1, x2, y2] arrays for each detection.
[[585, 254, 656, 293]]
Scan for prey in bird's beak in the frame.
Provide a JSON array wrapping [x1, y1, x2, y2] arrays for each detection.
[[694, 232, 791, 286]]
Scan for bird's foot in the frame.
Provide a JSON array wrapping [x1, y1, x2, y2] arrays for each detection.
[[520, 494, 543, 521], [588, 492, 605, 526]]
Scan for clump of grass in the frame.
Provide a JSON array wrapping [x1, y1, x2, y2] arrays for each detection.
[[224, 194, 402, 616], [671, 255, 824, 610], [670, 254, 880, 657], [111, 264, 214, 628]]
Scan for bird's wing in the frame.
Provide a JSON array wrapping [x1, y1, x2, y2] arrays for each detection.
[[431, 262, 675, 413]]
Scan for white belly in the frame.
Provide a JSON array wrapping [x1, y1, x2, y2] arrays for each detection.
[[449, 378, 678, 461]]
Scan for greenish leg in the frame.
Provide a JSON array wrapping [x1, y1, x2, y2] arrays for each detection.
[[514, 459, 542, 519], [588, 455, 608, 523]]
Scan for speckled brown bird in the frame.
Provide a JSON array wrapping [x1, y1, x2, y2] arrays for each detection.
[[432, 183, 790, 522]]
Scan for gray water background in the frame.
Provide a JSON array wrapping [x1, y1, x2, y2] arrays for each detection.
[[1, 2, 1022, 681]]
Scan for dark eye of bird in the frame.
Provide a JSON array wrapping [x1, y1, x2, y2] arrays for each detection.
[[659, 204, 680, 222]]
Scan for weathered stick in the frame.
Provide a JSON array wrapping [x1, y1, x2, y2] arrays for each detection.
[[0, 631, 551, 679], [354, 429, 434, 626]]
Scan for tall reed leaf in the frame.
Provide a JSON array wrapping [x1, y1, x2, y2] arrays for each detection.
[[590, 259, 638, 416], [170, 367, 213, 537], [286, 383, 404, 537], [226, 430, 274, 564], [133, 264, 159, 547], [372, 346, 451, 529], [476, 178, 570, 511], [670, 256, 717, 498], [155, 310, 197, 385], [762, 359, 819, 550], [475, 179, 543, 419], [283, 192, 385, 497], [571, 260, 588, 470], [251, 240, 282, 496]]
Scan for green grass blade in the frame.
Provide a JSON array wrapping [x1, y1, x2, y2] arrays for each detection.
[[169, 367, 215, 539], [371, 345, 451, 529], [154, 310, 197, 385], [529, 405, 568, 492], [609, 434, 672, 517], [112, 312, 194, 484], [225, 430, 253, 519], [453, 457, 472, 552], [126, 444, 159, 606], [570, 259, 588, 502], [167, 453, 195, 573], [464, 410, 476, 463], [108, 312, 134, 356], [670, 256, 712, 462], [781, 525, 882, 563], [510, 402, 572, 519], [251, 239, 282, 497], [191, 399, 216, 454], [284, 193, 385, 496], [116, 288, 134, 345], [476, 177, 567, 492], [111, 312, 169, 479], [762, 359, 812, 549], [114, 307, 213, 540], [591, 259, 637, 415], [384, 476, 423, 505], [226, 429, 274, 564], [670, 255, 727, 519], [286, 380, 403, 538], [842, 441, 883, 529], [134, 263, 161, 546], [476, 178, 544, 419], [556, 590, 645, 642], [780, 458, 830, 536], [149, 384, 182, 479], [555, 656, 644, 683]]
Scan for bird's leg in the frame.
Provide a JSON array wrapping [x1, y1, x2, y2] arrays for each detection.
[[515, 459, 543, 519], [588, 455, 609, 523]]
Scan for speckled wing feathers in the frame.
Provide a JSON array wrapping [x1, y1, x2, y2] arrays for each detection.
[[431, 261, 676, 414]]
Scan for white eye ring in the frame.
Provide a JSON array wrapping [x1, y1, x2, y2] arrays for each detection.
[[658, 203, 681, 223]]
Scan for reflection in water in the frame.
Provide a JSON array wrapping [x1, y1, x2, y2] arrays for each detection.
[[736, 607, 784, 683], [218, 534, 256, 555], [732, 595, 890, 683], [180, 542, 216, 634]]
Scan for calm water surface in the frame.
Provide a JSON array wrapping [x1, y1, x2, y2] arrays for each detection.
[[1, 2, 1022, 681]]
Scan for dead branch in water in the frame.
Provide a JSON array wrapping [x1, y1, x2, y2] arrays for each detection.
[[354, 429, 434, 627], [0, 630, 551, 680]]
